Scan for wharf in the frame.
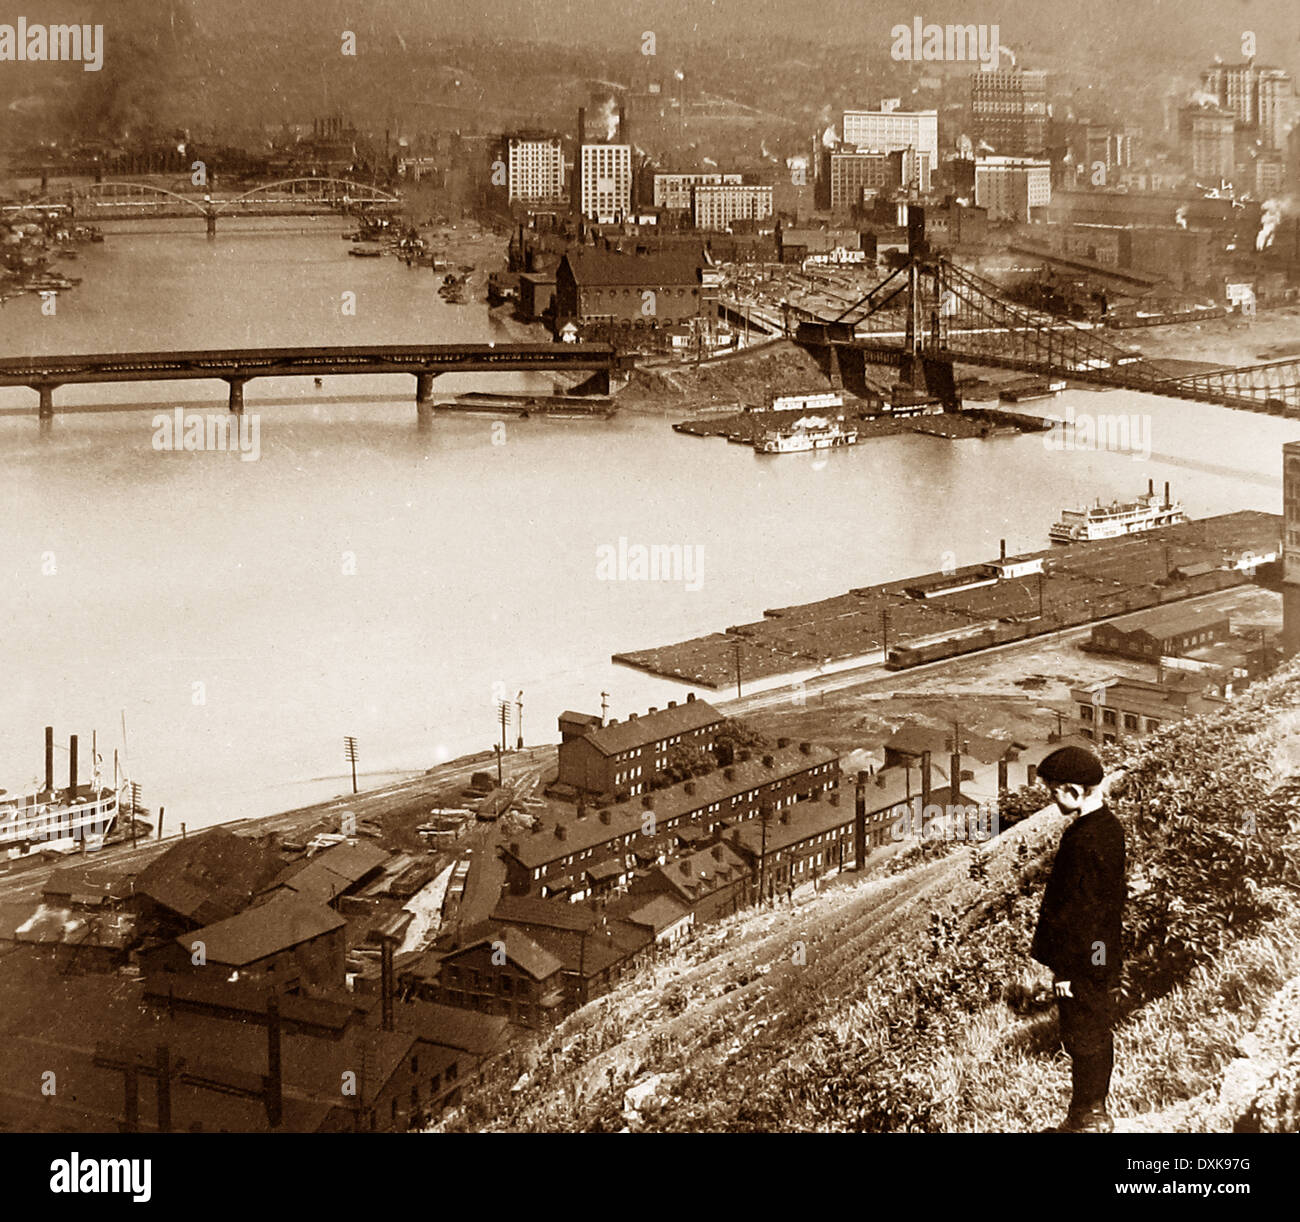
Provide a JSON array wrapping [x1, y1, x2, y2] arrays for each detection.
[[612, 511, 1282, 688]]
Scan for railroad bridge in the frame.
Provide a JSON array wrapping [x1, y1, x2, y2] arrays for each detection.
[[0, 343, 618, 423]]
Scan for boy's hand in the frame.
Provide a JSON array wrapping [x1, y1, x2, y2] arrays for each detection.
[[1054, 979, 1074, 999]]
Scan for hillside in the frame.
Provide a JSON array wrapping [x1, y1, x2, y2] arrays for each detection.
[[439, 663, 1300, 1133]]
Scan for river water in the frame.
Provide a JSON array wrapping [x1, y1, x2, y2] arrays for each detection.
[[2, 218, 1296, 832]]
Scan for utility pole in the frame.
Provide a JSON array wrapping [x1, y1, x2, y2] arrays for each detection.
[[515, 690, 524, 750], [757, 800, 773, 907], [1037, 569, 1045, 618], [881, 608, 891, 658], [496, 699, 510, 753], [129, 783, 143, 847], [732, 639, 743, 698], [344, 736, 359, 795]]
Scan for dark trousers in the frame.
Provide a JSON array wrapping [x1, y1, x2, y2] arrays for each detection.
[[1057, 978, 1115, 1115]]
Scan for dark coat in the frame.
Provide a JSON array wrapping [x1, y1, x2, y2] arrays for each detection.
[[1031, 805, 1126, 985]]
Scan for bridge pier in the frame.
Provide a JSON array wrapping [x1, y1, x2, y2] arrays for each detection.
[[34, 384, 57, 422], [416, 373, 437, 428], [226, 377, 248, 414], [206, 211, 217, 238]]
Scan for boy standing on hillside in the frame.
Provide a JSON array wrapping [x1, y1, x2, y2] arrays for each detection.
[[1030, 745, 1127, 1133]]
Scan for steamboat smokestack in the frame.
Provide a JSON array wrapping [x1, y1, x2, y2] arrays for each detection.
[[68, 734, 77, 796], [1164, 481, 1171, 507], [45, 726, 54, 793]]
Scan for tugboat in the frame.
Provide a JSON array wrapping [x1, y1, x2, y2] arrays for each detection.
[[1050, 480, 1186, 543], [754, 415, 859, 453]]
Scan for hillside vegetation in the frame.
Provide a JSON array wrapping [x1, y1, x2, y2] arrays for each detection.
[[440, 664, 1300, 1133]]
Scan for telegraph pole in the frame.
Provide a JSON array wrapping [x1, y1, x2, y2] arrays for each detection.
[[344, 736, 358, 795], [732, 639, 743, 698], [515, 690, 524, 750]]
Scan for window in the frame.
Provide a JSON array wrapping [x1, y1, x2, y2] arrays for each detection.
[[447, 1062, 459, 1082], [412, 1055, 419, 1075], [1102, 709, 1117, 727], [1079, 705, 1094, 721], [1123, 714, 1139, 731], [1146, 718, 1161, 731], [430, 1072, 441, 1093]]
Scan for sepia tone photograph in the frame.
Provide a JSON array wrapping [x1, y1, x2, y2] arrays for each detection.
[[0, 0, 1296, 1185]]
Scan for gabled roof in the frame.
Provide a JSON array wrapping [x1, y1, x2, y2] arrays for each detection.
[[176, 894, 345, 966], [577, 699, 724, 758], [267, 840, 389, 905], [446, 923, 564, 981], [562, 248, 703, 288], [135, 827, 283, 925], [618, 895, 692, 934], [1096, 604, 1229, 639], [492, 894, 599, 933], [885, 721, 1012, 766], [651, 843, 748, 902]]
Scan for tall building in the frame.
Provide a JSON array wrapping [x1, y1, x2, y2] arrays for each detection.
[[580, 143, 632, 223], [507, 132, 565, 204], [1284, 441, 1300, 657], [1201, 63, 1295, 151], [691, 183, 773, 231], [973, 156, 1051, 221], [970, 68, 1048, 155], [827, 148, 891, 211], [654, 172, 742, 210], [1183, 106, 1236, 182], [841, 103, 938, 175]]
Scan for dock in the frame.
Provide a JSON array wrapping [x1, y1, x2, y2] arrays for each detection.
[[612, 511, 1281, 688]]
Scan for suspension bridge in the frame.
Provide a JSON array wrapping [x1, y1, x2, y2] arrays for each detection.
[[794, 233, 1300, 415]]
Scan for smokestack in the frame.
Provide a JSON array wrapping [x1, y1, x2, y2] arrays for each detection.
[[950, 750, 960, 799], [854, 770, 868, 870], [619, 103, 628, 147], [574, 107, 586, 217], [1164, 481, 1171, 507], [1148, 478, 1154, 496], [920, 750, 932, 809], [69, 734, 77, 795], [265, 993, 283, 1128], [381, 938, 395, 1033], [45, 726, 53, 793]]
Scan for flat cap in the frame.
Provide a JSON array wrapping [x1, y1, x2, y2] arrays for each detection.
[[1036, 745, 1104, 788]]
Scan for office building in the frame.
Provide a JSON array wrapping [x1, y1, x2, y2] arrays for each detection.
[[970, 67, 1048, 155], [1201, 63, 1295, 151], [654, 172, 742, 209], [841, 103, 939, 175], [1183, 106, 1236, 182], [691, 183, 773, 231], [506, 132, 565, 204], [973, 156, 1051, 221], [580, 142, 632, 223]]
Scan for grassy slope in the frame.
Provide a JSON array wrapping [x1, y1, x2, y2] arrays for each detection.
[[440, 664, 1300, 1133]]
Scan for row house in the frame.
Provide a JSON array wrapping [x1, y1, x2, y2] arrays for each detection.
[[626, 842, 751, 924], [557, 693, 724, 796], [503, 740, 841, 898]]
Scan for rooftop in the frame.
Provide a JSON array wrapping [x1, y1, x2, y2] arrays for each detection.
[[576, 697, 723, 757], [175, 893, 346, 966]]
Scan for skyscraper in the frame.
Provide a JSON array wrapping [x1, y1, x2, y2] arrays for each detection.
[[1200, 63, 1295, 151], [970, 68, 1048, 156], [841, 103, 938, 175]]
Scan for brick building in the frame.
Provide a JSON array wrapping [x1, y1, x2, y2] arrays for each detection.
[[557, 694, 724, 796], [1087, 605, 1231, 661], [554, 248, 706, 330], [1072, 675, 1228, 744]]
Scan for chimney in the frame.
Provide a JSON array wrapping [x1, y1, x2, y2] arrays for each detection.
[[1164, 481, 1171, 507], [711, 845, 722, 861], [998, 758, 1008, 793], [265, 993, 283, 1128], [648, 707, 657, 714], [44, 726, 53, 793], [950, 750, 961, 799], [1000, 538, 1006, 561], [68, 734, 78, 795], [510, 841, 521, 856], [739, 749, 752, 763], [777, 737, 790, 749], [876, 772, 887, 788], [599, 809, 611, 824], [723, 766, 735, 781], [555, 824, 567, 839], [380, 938, 395, 1033], [686, 693, 695, 702], [799, 741, 811, 755], [1148, 478, 1154, 496], [854, 770, 868, 870], [779, 810, 790, 824], [574, 108, 585, 216], [921, 750, 932, 809], [619, 103, 628, 146], [641, 794, 654, 808], [629, 713, 638, 721], [685, 781, 696, 795], [762, 754, 775, 768], [668, 700, 677, 708], [829, 791, 841, 807]]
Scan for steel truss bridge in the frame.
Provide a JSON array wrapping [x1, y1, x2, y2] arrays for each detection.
[[7, 178, 401, 230], [797, 253, 1300, 415], [0, 343, 617, 419]]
